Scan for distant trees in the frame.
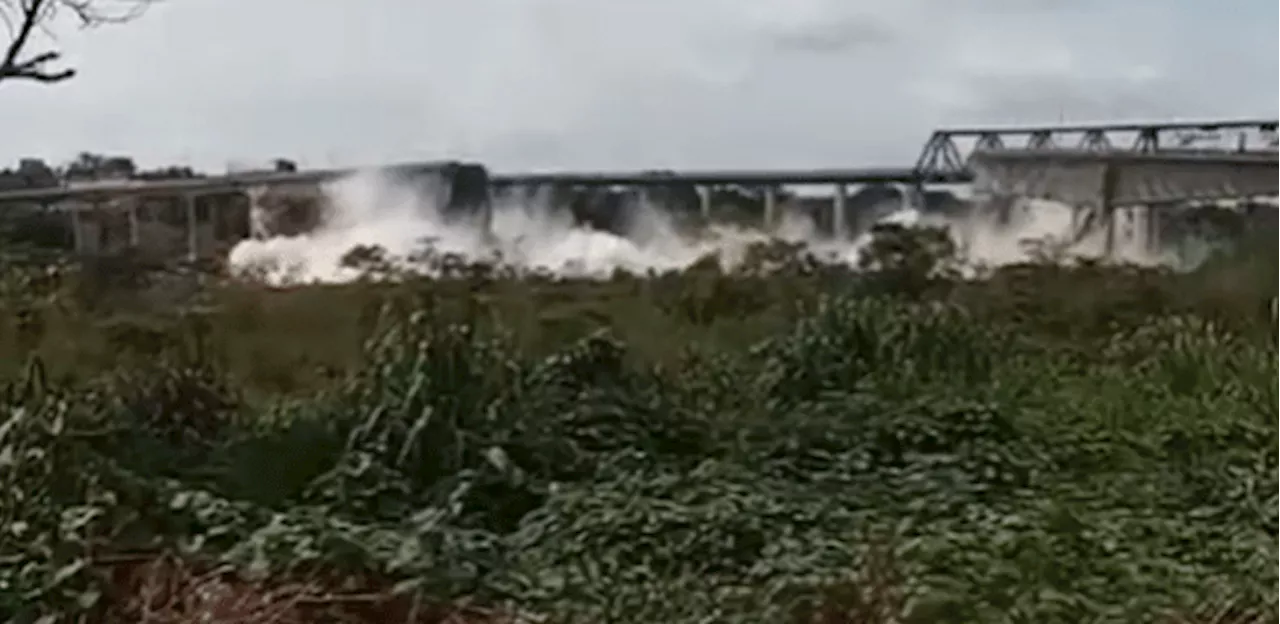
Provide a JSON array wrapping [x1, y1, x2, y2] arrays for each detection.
[[63, 151, 203, 180], [63, 151, 135, 180], [1, 0, 155, 87], [0, 151, 204, 194], [0, 157, 55, 190]]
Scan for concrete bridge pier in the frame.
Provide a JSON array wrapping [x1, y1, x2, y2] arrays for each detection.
[[1099, 164, 1118, 258], [635, 186, 651, 209], [91, 200, 107, 253], [475, 190, 495, 238], [1143, 205, 1161, 254], [126, 201, 140, 249], [904, 183, 926, 214], [697, 185, 712, 220], [247, 184, 271, 240], [183, 192, 200, 262], [1100, 205, 1118, 258], [1074, 203, 1107, 256], [985, 194, 1016, 229], [831, 183, 848, 240], [1069, 201, 1120, 258], [763, 185, 778, 231], [68, 205, 84, 254]]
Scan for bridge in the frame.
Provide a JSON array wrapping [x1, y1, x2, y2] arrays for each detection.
[[935, 120, 1279, 251], [917, 118, 1278, 202], [0, 117, 1273, 259], [487, 118, 1278, 251]]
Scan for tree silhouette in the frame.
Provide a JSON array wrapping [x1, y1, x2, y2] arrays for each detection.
[[1, 0, 154, 85]]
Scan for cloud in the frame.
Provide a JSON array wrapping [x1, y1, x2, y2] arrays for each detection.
[[0, 0, 1273, 172], [768, 15, 897, 54]]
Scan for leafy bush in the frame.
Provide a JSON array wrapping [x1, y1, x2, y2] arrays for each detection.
[[0, 232, 1276, 623]]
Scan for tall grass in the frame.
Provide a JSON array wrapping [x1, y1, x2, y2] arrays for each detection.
[[0, 232, 1276, 623]]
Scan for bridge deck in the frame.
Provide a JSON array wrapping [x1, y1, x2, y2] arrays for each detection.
[[490, 168, 965, 186], [0, 165, 968, 206], [0, 161, 467, 203]]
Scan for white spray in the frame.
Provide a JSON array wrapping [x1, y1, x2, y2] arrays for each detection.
[[226, 169, 1172, 285]]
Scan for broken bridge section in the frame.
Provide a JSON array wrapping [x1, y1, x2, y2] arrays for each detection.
[[916, 118, 1278, 204], [967, 149, 1279, 207], [915, 118, 1279, 255]]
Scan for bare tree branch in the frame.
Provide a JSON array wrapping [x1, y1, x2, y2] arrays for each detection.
[[0, 0, 155, 86]]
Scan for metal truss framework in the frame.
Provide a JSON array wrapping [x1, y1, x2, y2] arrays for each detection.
[[914, 119, 1279, 179]]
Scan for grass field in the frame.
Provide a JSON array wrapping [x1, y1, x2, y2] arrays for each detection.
[[0, 227, 1276, 623]]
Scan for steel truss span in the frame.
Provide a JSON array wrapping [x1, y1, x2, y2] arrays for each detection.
[[914, 118, 1278, 179]]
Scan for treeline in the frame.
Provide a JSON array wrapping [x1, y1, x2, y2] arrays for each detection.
[[0, 153, 308, 192]]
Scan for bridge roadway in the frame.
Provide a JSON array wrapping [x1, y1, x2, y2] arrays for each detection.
[[0, 165, 966, 204], [0, 160, 471, 203], [489, 167, 965, 187]]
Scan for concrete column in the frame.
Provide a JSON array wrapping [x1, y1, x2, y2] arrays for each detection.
[[832, 183, 847, 240], [1118, 207, 1131, 249], [697, 185, 712, 220], [185, 193, 199, 261], [907, 183, 925, 213], [91, 199, 105, 254], [247, 185, 268, 239], [69, 204, 84, 254], [477, 188, 494, 240], [126, 199, 140, 249], [1144, 204, 1161, 254], [763, 186, 777, 232], [989, 194, 1015, 228], [1099, 164, 1118, 258]]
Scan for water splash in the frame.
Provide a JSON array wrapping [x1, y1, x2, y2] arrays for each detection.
[[227, 169, 1175, 284]]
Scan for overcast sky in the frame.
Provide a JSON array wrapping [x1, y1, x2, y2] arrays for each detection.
[[0, 0, 1275, 173]]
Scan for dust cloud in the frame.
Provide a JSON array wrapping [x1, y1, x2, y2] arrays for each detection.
[[227, 169, 1170, 285]]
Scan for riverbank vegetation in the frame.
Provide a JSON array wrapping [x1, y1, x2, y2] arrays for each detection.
[[1, 227, 1275, 623]]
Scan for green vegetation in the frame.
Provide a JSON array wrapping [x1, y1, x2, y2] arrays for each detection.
[[0, 227, 1276, 623]]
